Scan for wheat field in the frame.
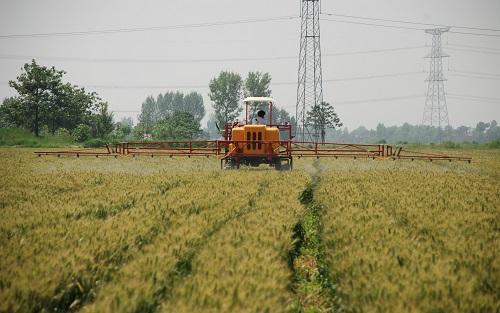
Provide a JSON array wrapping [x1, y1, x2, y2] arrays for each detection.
[[0, 148, 498, 313]]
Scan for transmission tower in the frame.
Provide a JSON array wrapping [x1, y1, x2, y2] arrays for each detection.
[[296, 0, 323, 141], [422, 27, 450, 128]]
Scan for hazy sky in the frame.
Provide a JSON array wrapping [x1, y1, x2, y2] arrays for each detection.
[[1, 0, 499, 129]]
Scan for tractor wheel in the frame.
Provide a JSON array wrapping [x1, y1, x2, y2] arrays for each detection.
[[278, 158, 292, 171], [274, 159, 282, 171], [223, 159, 236, 170], [280, 163, 291, 171]]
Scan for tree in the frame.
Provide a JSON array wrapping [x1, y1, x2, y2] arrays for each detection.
[[306, 101, 342, 143], [90, 102, 114, 138], [137, 96, 157, 135], [205, 113, 220, 139], [137, 91, 206, 137], [182, 92, 205, 123], [0, 97, 24, 128], [120, 117, 134, 129], [156, 92, 173, 119], [485, 120, 500, 142], [72, 124, 92, 142], [244, 72, 272, 98], [209, 71, 243, 127], [153, 111, 201, 140], [8, 60, 64, 136], [110, 117, 134, 141], [271, 107, 292, 124], [244, 72, 272, 118], [2, 60, 114, 139], [455, 126, 470, 141], [376, 123, 387, 142]]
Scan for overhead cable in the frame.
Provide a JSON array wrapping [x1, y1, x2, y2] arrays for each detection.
[[320, 11, 500, 32], [447, 93, 500, 102], [445, 47, 500, 55], [0, 47, 426, 64], [320, 14, 500, 38], [446, 43, 500, 52], [449, 70, 500, 78], [320, 18, 423, 31], [448, 73, 500, 81], [0, 15, 298, 39]]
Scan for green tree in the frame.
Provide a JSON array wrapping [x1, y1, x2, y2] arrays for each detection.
[[138, 91, 206, 136], [244, 72, 272, 117], [209, 71, 243, 127], [137, 96, 158, 135], [244, 72, 272, 98], [183, 92, 205, 123], [272, 107, 293, 124], [205, 113, 221, 139], [156, 92, 173, 119], [90, 102, 114, 138], [72, 124, 92, 142], [3, 60, 113, 139], [0, 97, 24, 128], [8, 60, 64, 136], [110, 117, 133, 141], [306, 101, 342, 143], [153, 111, 201, 141]]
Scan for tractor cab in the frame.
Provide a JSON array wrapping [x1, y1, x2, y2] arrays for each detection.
[[223, 97, 292, 142]]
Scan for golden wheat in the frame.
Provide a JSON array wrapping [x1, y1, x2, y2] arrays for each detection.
[[0, 148, 498, 313], [315, 150, 500, 313]]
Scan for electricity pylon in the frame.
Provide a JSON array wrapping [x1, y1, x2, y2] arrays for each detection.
[[296, 0, 323, 141], [422, 27, 450, 128]]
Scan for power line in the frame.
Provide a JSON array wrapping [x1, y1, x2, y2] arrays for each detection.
[[446, 46, 500, 55], [320, 18, 423, 31], [0, 54, 298, 64], [273, 71, 423, 85], [0, 46, 427, 64], [320, 16, 500, 38], [448, 93, 500, 102], [320, 11, 500, 33], [449, 70, 500, 78], [335, 94, 425, 105], [0, 15, 298, 39], [448, 73, 500, 81], [448, 30, 500, 38], [86, 84, 209, 90], [446, 43, 500, 52], [323, 46, 426, 56], [0, 71, 426, 90], [63, 72, 431, 89], [325, 71, 423, 82]]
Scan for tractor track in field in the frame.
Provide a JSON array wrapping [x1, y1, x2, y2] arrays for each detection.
[[127, 178, 271, 313], [288, 159, 342, 313]]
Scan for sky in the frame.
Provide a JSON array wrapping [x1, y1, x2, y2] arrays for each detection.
[[0, 0, 499, 130]]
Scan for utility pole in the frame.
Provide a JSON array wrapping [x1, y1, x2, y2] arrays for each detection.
[[422, 27, 450, 129], [296, 0, 323, 141]]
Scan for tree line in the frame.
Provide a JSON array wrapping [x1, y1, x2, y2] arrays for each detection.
[[326, 121, 500, 144]]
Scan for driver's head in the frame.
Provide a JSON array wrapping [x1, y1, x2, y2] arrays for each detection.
[[257, 110, 266, 118]]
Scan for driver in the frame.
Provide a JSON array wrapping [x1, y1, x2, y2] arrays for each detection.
[[253, 110, 268, 125]]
